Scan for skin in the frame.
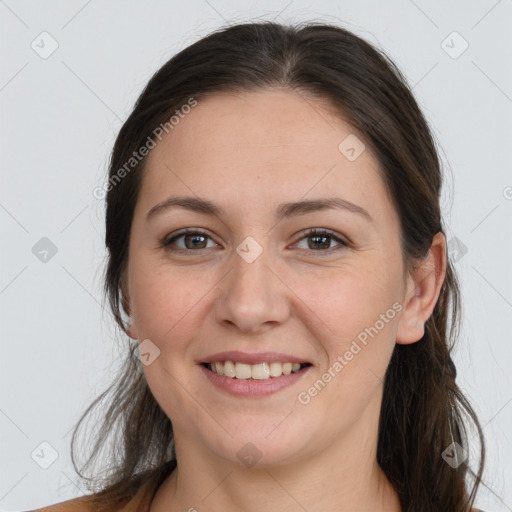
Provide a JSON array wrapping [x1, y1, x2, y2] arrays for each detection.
[[124, 88, 447, 512]]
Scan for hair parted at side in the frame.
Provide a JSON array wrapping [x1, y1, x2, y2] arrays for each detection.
[[69, 20, 485, 512]]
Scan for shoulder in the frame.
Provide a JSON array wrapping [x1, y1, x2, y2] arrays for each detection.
[[26, 481, 153, 512], [23, 497, 489, 512], [26, 495, 94, 511]]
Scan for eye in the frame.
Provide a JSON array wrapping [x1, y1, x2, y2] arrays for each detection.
[[162, 228, 349, 255], [162, 229, 219, 253], [293, 228, 349, 253]]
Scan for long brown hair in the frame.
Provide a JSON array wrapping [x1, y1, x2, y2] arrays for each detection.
[[71, 20, 486, 511]]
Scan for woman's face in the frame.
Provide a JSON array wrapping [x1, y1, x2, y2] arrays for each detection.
[[125, 89, 425, 467]]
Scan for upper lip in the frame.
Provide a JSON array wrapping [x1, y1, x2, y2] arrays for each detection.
[[199, 351, 311, 365]]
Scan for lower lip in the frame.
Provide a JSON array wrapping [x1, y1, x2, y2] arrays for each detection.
[[199, 364, 311, 397]]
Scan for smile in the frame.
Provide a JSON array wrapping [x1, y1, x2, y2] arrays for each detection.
[[200, 361, 312, 398], [203, 361, 311, 380]]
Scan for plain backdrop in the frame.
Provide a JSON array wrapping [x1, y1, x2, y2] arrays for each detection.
[[1, 1, 511, 511]]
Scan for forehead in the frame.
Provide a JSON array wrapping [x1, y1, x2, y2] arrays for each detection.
[[138, 89, 396, 227], [149, 88, 366, 166]]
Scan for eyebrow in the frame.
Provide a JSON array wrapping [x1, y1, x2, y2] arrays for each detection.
[[146, 196, 372, 222]]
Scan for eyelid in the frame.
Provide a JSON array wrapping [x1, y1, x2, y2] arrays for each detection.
[[162, 228, 216, 249], [293, 228, 350, 251], [161, 227, 350, 254]]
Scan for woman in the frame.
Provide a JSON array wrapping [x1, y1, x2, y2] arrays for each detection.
[[33, 20, 486, 512]]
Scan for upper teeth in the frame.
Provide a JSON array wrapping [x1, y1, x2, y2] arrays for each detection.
[[208, 361, 303, 380]]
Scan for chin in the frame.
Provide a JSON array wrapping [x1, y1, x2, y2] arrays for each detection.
[[204, 422, 314, 469]]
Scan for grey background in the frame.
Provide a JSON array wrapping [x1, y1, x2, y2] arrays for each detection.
[[1, 1, 511, 511]]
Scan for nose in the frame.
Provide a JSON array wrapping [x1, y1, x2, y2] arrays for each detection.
[[214, 241, 290, 334]]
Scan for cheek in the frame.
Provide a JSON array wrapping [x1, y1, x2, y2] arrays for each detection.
[[290, 258, 401, 402], [290, 258, 401, 345], [129, 260, 216, 347], [292, 270, 400, 431], [128, 265, 217, 422]]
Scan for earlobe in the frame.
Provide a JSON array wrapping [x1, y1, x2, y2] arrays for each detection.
[[126, 320, 138, 340], [121, 302, 138, 340], [395, 272, 426, 344], [395, 232, 447, 345], [119, 274, 137, 339], [396, 310, 425, 345]]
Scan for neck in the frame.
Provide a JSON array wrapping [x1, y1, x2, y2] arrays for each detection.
[[149, 402, 402, 512], [152, 450, 401, 512]]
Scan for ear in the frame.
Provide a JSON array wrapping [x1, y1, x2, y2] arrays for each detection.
[[120, 273, 138, 340], [126, 320, 138, 340], [396, 231, 447, 345]]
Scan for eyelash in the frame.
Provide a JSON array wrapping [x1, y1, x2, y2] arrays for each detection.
[[161, 228, 349, 255]]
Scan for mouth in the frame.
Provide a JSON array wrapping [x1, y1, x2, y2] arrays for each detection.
[[201, 361, 312, 380]]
